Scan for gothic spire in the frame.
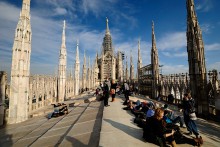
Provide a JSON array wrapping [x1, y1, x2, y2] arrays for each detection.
[[138, 39, 142, 68], [21, 0, 31, 19], [151, 21, 158, 67], [102, 17, 113, 53], [61, 20, 66, 48], [88, 56, 90, 68], [59, 20, 66, 59], [130, 50, 134, 81], [82, 49, 87, 89], [126, 56, 128, 69], [76, 40, 79, 62], [126, 56, 129, 80], [94, 52, 98, 67], [96, 51, 98, 59], [106, 17, 110, 35], [187, 0, 197, 22], [152, 21, 156, 50], [57, 20, 67, 102], [8, 0, 32, 124], [74, 40, 80, 95], [186, 0, 208, 116], [83, 49, 86, 67], [151, 21, 159, 99], [130, 50, 133, 66]]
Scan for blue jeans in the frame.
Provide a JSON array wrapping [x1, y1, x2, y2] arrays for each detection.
[[184, 114, 199, 136], [188, 119, 199, 136]]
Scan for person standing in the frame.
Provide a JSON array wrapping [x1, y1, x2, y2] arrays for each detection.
[[103, 78, 111, 107], [181, 93, 203, 144], [110, 79, 117, 102], [123, 80, 130, 105]]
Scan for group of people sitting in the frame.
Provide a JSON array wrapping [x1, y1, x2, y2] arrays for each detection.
[[122, 99, 203, 147], [48, 103, 68, 119]]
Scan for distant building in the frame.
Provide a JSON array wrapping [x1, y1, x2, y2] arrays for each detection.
[[96, 18, 123, 83]]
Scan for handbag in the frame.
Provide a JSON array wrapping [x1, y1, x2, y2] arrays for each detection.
[[189, 112, 197, 120]]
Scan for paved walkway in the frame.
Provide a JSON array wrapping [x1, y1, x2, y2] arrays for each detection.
[[99, 96, 154, 147], [0, 93, 220, 147], [0, 96, 102, 147]]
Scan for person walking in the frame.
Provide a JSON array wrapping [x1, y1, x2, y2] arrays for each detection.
[[123, 80, 130, 105], [110, 79, 117, 102]]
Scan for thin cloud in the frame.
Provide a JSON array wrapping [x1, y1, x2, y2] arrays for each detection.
[[80, 0, 137, 29], [54, 7, 68, 15], [208, 62, 220, 73], [206, 43, 220, 51], [157, 32, 186, 51], [200, 23, 213, 34], [162, 64, 188, 75], [162, 51, 187, 57], [0, 2, 19, 22], [196, 0, 213, 12], [34, 0, 76, 18], [81, 0, 117, 16], [118, 12, 137, 29]]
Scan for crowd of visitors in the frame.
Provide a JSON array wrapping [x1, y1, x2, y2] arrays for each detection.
[[91, 78, 203, 146], [94, 77, 137, 107], [46, 77, 204, 146], [122, 93, 203, 146]]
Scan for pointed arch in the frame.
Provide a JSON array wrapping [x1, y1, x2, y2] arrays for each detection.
[[175, 87, 181, 100]]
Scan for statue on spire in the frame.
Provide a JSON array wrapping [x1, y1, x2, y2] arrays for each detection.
[[106, 17, 110, 35]]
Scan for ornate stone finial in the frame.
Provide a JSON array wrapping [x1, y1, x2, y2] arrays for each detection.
[[152, 20, 156, 49], [138, 39, 141, 55], [106, 17, 110, 35], [152, 20, 154, 32], [21, 0, 31, 18], [61, 20, 66, 48], [77, 39, 79, 46], [83, 49, 86, 66], [76, 40, 79, 61]]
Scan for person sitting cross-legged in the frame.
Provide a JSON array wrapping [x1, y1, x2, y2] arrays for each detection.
[[163, 104, 185, 128]]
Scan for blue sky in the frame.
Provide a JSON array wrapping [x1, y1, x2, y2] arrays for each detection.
[[0, 0, 220, 77]]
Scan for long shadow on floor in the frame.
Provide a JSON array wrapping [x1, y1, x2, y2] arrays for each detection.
[[104, 118, 199, 146], [104, 118, 144, 141], [65, 136, 86, 147]]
